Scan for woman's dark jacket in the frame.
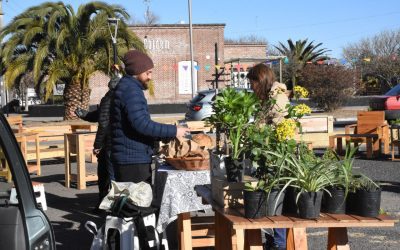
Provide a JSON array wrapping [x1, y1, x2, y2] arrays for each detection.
[[82, 76, 119, 150], [111, 75, 176, 165]]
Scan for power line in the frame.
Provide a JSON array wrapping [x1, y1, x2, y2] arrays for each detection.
[[226, 11, 400, 36]]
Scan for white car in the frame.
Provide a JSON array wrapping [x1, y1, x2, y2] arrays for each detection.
[[19, 97, 42, 107]]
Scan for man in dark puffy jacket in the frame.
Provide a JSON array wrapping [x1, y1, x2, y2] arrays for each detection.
[[75, 67, 121, 207], [111, 50, 189, 183]]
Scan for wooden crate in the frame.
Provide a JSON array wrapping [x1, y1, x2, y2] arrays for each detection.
[[211, 175, 257, 208], [298, 115, 333, 133]]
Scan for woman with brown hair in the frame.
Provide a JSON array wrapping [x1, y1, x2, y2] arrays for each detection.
[[247, 63, 289, 125], [247, 63, 289, 250]]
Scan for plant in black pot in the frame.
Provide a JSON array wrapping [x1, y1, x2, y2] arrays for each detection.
[[347, 175, 381, 217], [243, 180, 268, 219], [284, 151, 337, 219], [321, 146, 356, 214], [207, 88, 260, 182], [247, 123, 295, 216]]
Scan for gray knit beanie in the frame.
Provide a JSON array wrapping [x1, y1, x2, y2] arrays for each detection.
[[122, 50, 154, 76]]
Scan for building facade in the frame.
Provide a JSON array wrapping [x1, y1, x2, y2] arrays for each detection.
[[89, 24, 266, 105]]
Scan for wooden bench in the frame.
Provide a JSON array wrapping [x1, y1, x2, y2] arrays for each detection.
[[23, 124, 97, 164], [196, 185, 398, 250], [329, 134, 379, 159], [6, 115, 23, 133]]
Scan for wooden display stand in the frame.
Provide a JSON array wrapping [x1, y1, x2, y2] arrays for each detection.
[[64, 132, 98, 190], [211, 176, 257, 208], [196, 185, 398, 250]]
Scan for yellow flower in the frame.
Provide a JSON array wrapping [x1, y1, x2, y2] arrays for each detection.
[[293, 104, 312, 116], [275, 119, 297, 141], [293, 86, 309, 98]]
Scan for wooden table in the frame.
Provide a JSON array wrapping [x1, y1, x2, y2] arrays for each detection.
[[196, 185, 398, 250], [15, 132, 41, 175], [64, 132, 98, 190], [329, 134, 379, 159]]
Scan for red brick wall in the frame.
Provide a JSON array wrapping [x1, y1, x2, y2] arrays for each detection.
[[88, 25, 266, 105], [224, 43, 266, 61], [89, 24, 225, 105]]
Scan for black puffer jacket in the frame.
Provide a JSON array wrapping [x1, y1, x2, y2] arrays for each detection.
[[81, 76, 120, 150], [93, 76, 120, 150]]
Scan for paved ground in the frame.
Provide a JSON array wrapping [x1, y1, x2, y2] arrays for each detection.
[[28, 150, 400, 250], [18, 108, 399, 249]]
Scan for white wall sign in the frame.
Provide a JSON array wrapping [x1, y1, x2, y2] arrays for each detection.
[[53, 83, 65, 96], [178, 61, 197, 95], [144, 38, 170, 51]]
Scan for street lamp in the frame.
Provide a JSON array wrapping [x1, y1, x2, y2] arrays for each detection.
[[107, 17, 120, 66]]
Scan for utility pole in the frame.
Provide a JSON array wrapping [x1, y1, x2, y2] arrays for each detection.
[[0, 0, 5, 109]]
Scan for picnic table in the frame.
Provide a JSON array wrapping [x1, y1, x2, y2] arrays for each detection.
[[195, 185, 398, 250]]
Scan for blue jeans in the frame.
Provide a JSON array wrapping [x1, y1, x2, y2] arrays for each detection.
[[273, 228, 286, 248], [265, 228, 286, 249]]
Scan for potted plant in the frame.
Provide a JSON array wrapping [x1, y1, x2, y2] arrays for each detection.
[[321, 146, 356, 214], [284, 150, 337, 219], [246, 123, 297, 216], [243, 180, 267, 219], [207, 88, 260, 182], [347, 174, 381, 217]]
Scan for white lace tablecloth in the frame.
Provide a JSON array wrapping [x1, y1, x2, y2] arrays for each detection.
[[155, 162, 211, 233]]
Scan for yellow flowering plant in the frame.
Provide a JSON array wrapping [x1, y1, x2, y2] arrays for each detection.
[[293, 85, 309, 100]]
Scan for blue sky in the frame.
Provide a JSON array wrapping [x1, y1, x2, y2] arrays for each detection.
[[3, 0, 400, 58]]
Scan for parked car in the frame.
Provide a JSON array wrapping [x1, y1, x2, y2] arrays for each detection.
[[369, 84, 400, 120], [0, 112, 55, 249], [185, 88, 253, 121]]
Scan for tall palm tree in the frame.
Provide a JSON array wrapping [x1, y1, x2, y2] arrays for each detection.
[[0, 1, 145, 119], [275, 39, 329, 89]]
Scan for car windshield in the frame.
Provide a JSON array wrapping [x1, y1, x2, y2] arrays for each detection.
[[385, 84, 400, 96]]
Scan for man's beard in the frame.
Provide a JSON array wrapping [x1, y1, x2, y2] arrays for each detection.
[[142, 81, 149, 90]]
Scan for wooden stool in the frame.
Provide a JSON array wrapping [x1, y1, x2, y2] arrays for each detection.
[[10, 181, 47, 210]]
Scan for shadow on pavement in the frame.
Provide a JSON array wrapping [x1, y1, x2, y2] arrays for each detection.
[[46, 192, 104, 250]]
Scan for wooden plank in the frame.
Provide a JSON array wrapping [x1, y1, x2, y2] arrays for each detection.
[[244, 229, 263, 250], [287, 228, 307, 250], [327, 227, 350, 250], [191, 238, 214, 248], [215, 210, 234, 250], [178, 212, 192, 250], [326, 213, 356, 223]]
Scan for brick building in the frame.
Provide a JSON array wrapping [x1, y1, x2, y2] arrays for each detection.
[[89, 24, 266, 105]]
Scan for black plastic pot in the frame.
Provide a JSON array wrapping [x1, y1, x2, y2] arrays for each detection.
[[321, 186, 346, 214], [346, 189, 381, 217], [243, 190, 267, 219], [297, 191, 323, 219], [345, 191, 357, 214], [282, 186, 298, 215], [266, 188, 286, 216], [224, 156, 243, 182]]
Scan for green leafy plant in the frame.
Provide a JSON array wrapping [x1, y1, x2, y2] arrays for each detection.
[[390, 118, 400, 125], [207, 88, 260, 160], [350, 174, 380, 192]]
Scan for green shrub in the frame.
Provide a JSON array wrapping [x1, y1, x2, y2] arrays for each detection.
[[299, 64, 360, 111]]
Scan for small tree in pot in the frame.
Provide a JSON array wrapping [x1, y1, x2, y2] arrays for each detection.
[[207, 88, 260, 182]]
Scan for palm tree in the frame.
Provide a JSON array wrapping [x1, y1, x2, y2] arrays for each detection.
[[275, 39, 330, 90], [0, 1, 145, 120]]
